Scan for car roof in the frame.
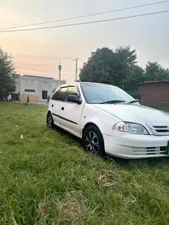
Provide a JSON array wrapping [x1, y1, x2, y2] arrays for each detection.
[[79, 82, 117, 88], [59, 83, 77, 88], [59, 82, 117, 88]]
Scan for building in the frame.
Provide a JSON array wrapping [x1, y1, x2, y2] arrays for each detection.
[[139, 80, 169, 104], [13, 74, 66, 101]]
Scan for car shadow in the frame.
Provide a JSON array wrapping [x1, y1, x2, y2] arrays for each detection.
[[53, 125, 82, 147], [53, 125, 169, 167], [109, 156, 169, 168]]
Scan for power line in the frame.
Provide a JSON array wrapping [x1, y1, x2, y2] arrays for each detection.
[[15, 62, 57, 67], [15, 61, 55, 65], [0, 0, 168, 31], [18, 70, 74, 76], [0, 10, 169, 33], [14, 54, 74, 60]]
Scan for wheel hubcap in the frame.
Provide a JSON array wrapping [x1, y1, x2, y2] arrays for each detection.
[[85, 131, 99, 154]]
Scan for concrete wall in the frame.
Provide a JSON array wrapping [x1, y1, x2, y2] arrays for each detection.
[[14, 75, 66, 101], [14, 75, 20, 94], [20, 76, 39, 95], [20, 93, 39, 101]]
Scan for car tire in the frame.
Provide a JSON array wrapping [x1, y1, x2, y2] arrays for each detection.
[[83, 125, 105, 157], [46, 112, 54, 128]]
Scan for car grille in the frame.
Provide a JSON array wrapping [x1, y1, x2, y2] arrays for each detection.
[[147, 124, 169, 136], [133, 146, 168, 155]]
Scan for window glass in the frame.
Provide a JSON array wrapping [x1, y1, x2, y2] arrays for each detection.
[[25, 89, 35, 92], [67, 86, 79, 97], [52, 87, 68, 101], [42, 90, 48, 99], [81, 83, 134, 104]]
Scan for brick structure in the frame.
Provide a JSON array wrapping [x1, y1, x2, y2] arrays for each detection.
[[139, 80, 169, 104]]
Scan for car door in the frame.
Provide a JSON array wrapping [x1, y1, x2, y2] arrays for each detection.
[[59, 85, 85, 137], [50, 86, 68, 127]]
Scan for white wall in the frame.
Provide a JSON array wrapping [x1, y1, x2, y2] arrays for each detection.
[[14, 76, 20, 94], [20, 76, 39, 95], [14, 75, 66, 101]]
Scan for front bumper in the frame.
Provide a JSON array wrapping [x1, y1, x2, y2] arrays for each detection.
[[103, 132, 169, 159]]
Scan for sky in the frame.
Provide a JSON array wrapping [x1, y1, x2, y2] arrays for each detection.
[[0, 0, 169, 83]]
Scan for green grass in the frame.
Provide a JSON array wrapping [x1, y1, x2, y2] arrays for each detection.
[[1, 102, 169, 224]]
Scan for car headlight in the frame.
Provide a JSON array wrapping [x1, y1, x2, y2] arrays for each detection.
[[113, 122, 149, 135]]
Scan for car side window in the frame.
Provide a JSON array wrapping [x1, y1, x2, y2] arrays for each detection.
[[52, 87, 69, 101], [67, 86, 79, 97]]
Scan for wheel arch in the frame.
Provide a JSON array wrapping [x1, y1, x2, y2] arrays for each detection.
[[82, 122, 103, 140], [82, 122, 106, 155]]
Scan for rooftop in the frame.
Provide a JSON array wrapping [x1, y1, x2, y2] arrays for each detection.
[[144, 80, 169, 84], [23, 75, 54, 80], [14, 74, 66, 81]]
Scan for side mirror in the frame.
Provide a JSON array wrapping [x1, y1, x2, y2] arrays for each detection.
[[67, 95, 82, 105]]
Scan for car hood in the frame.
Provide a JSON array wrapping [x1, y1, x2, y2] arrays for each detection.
[[94, 104, 169, 124]]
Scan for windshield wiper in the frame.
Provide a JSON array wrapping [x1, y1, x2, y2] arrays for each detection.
[[127, 100, 138, 105], [101, 100, 125, 104]]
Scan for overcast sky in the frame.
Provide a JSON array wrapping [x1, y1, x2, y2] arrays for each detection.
[[0, 0, 169, 83]]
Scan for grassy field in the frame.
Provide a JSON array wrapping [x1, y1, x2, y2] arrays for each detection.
[[1, 102, 169, 225]]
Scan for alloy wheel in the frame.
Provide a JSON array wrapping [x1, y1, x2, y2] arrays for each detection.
[[85, 131, 100, 154], [47, 113, 53, 128]]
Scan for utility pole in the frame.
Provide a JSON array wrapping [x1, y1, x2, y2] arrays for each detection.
[[58, 62, 62, 85], [74, 58, 79, 81]]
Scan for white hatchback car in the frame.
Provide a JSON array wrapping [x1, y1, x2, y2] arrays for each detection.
[[47, 82, 169, 159]]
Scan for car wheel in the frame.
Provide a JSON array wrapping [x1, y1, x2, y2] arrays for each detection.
[[83, 125, 105, 157], [47, 112, 54, 128]]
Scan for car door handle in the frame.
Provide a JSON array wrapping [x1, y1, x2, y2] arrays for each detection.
[[61, 107, 64, 110]]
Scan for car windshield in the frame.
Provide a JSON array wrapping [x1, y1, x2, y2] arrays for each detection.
[[81, 83, 135, 104]]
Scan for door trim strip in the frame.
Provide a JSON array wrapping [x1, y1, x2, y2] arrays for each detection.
[[52, 113, 78, 125]]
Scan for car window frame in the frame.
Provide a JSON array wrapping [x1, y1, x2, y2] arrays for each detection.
[[51, 85, 82, 103], [67, 85, 79, 96], [65, 85, 82, 102], [51, 86, 69, 102]]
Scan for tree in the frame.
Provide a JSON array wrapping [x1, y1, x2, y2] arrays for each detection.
[[144, 62, 169, 81], [0, 48, 16, 100], [79, 46, 137, 88], [124, 65, 144, 92]]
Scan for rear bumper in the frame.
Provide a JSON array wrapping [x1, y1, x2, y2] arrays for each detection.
[[103, 133, 169, 159]]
